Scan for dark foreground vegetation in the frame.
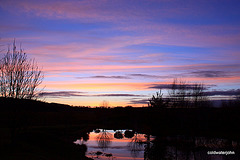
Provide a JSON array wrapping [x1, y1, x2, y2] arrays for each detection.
[[1, 97, 240, 159]]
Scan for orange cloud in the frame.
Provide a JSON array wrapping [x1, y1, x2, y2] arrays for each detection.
[[42, 81, 159, 91]]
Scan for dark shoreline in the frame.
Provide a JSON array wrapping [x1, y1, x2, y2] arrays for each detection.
[[1, 97, 240, 159]]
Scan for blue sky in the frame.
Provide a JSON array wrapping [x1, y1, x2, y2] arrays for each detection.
[[0, 0, 240, 106]]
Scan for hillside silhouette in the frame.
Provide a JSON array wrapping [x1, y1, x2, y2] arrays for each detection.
[[0, 97, 83, 112], [1, 97, 240, 136]]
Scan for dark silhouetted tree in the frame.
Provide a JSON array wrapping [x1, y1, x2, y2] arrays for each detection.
[[168, 79, 210, 108], [235, 89, 240, 103], [149, 89, 169, 108], [100, 100, 109, 108], [0, 40, 43, 99], [191, 82, 209, 108], [168, 79, 190, 108], [150, 78, 209, 108]]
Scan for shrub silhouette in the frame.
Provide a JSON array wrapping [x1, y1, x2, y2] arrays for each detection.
[[114, 131, 123, 139], [149, 90, 169, 108]]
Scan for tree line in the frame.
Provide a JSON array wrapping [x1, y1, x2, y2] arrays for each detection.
[[148, 79, 210, 108]]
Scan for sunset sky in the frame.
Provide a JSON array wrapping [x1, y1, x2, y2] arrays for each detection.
[[1, 0, 240, 107]]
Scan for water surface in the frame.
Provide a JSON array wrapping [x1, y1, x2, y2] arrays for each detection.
[[74, 129, 240, 160], [75, 129, 150, 159]]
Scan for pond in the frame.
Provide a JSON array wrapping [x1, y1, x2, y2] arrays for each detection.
[[74, 129, 240, 160], [74, 129, 150, 159]]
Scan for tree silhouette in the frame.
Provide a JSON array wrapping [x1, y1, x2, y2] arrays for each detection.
[[168, 79, 190, 108], [149, 89, 169, 108], [0, 40, 43, 99], [97, 129, 112, 151], [128, 133, 144, 158], [191, 82, 208, 108], [234, 89, 240, 104], [149, 79, 209, 108]]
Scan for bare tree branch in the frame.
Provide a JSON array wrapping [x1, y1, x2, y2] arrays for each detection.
[[0, 41, 43, 99]]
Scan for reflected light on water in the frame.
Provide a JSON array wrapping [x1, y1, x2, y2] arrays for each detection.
[[75, 129, 148, 160], [74, 129, 240, 160]]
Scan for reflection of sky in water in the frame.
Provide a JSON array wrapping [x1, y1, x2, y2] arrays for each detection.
[[76, 130, 147, 160], [74, 130, 240, 160]]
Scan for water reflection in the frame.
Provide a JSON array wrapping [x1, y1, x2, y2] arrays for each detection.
[[85, 129, 145, 159], [74, 129, 240, 160], [128, 133, 145, 158], [97, 129, 113, 151], [73, 131, 90, 157]]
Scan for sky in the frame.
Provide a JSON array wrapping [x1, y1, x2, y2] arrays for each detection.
[[0, 0, 240, 107]]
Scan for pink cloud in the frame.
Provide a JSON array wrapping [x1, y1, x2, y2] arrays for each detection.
[[41, 63, 167, 73]]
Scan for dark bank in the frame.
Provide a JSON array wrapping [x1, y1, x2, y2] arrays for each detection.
[[1, 97, 240, 159]]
